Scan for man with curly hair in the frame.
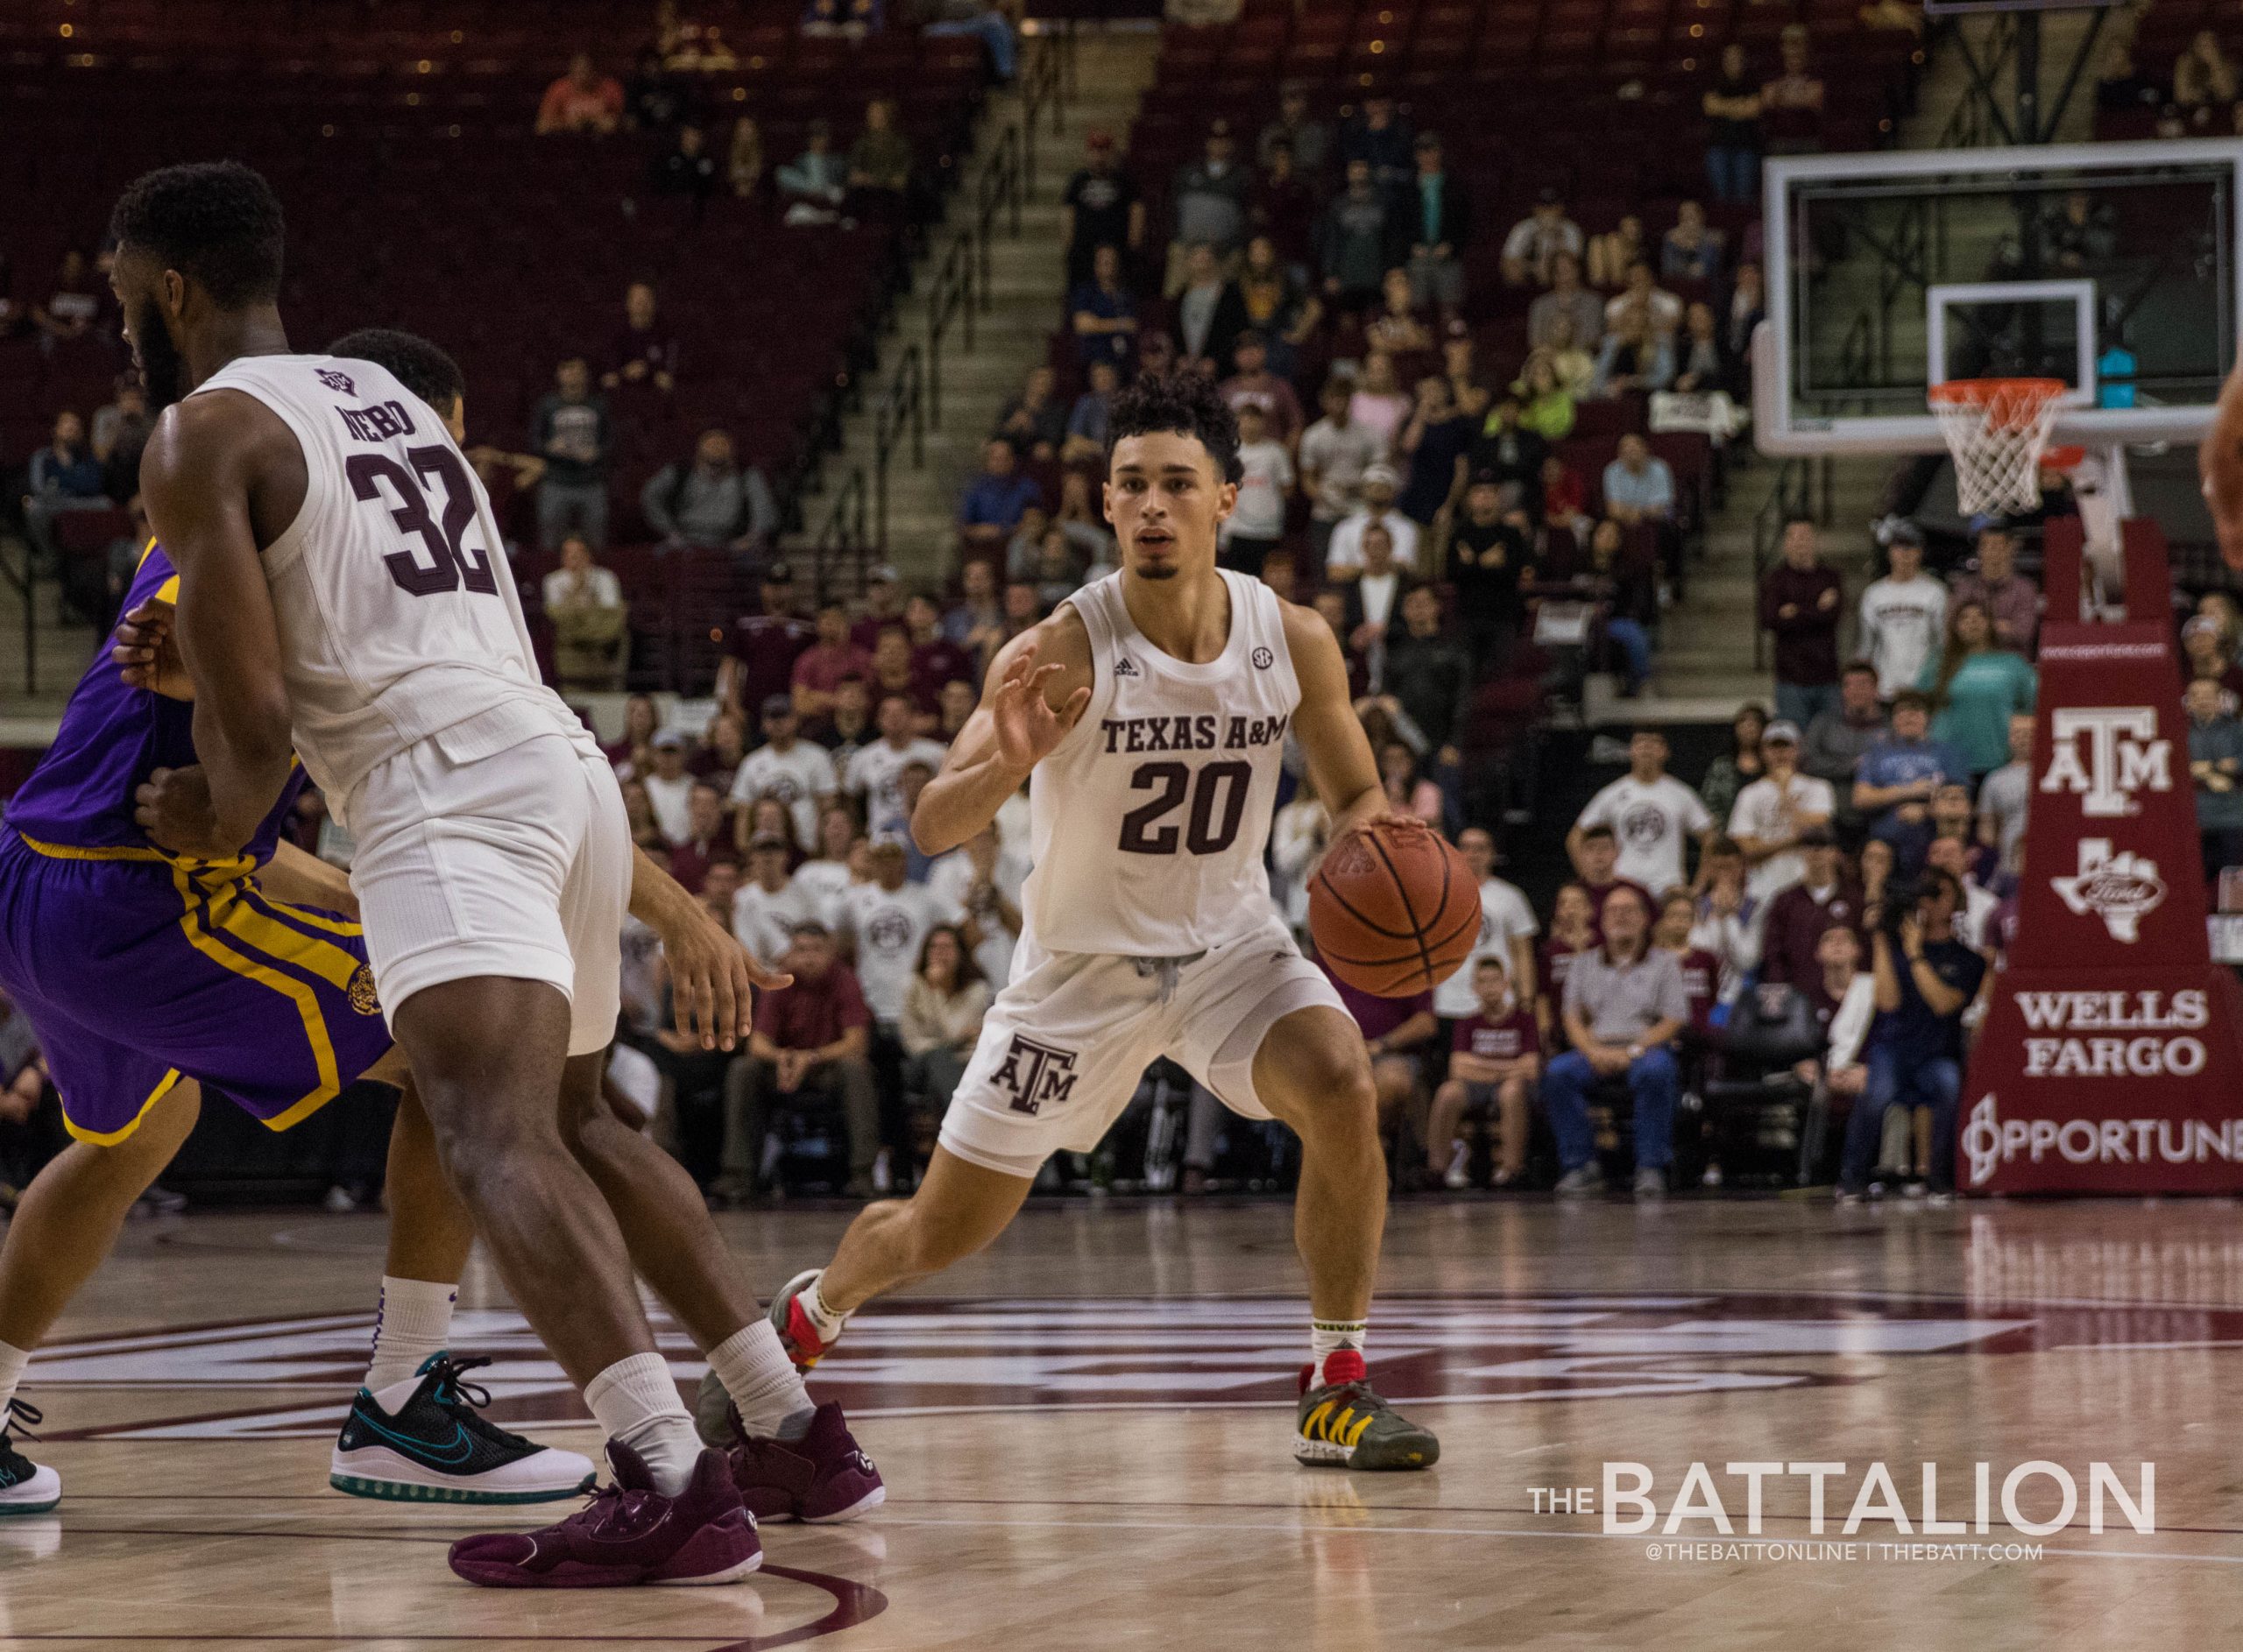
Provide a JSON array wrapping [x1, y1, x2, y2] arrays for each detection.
[[744, 372, 1442, 1472]]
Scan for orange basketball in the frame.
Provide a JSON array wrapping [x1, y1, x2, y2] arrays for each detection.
[[1308, 819, 1482, 997]]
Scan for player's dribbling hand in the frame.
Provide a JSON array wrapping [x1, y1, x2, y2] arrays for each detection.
[[111, 598, 195, 701], [991, 642, 1091, 772], [660, 900, 791, 1052], [133, 766, 228, 858]]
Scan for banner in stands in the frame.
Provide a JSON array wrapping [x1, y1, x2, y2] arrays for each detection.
[[1962, 519, 2243, 1194]]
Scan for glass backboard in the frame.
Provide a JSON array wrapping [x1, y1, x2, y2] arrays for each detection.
[[1755, 139, 2243, 455]]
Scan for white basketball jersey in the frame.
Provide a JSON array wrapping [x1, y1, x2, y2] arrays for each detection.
[[1022, 569, 1299, 957], [189, 354, 588, 814]]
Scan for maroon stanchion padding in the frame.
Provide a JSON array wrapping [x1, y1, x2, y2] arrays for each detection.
[[1960, 516, 2243, 1193]]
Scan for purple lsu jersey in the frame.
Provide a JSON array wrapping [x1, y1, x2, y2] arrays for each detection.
[[0, 543, 392, 1143]]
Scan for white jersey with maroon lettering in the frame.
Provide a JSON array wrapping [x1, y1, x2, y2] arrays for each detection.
[[1022, 568, 1298, 957], [188, 352, 588, 815]]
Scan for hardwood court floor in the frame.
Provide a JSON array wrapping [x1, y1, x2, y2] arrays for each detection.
[[11, 1194, 2243, 1651]]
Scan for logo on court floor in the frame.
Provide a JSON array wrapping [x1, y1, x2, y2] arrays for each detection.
[[42, 1289, 2243, 1444], [988, 1034, 1079, 1115]]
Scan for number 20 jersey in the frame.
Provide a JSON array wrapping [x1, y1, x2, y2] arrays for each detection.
[[1022, 568, 1298, 957], [188, 353, 579, 819]]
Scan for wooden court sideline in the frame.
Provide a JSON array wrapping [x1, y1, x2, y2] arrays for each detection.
[[8, 1196, 2243, 1650]]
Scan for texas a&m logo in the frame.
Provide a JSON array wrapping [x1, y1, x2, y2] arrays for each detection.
[[2040, 707, 2171, 818], [989, 1034, 1079, 1116]]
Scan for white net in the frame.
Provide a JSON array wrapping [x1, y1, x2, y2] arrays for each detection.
[[1928, 378, 2065, 518]]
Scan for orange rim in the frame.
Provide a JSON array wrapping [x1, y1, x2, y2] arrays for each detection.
[[1928, 377, 2068, 432]]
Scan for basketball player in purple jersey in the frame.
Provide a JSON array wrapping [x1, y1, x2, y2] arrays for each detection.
[[0, 333, 619, 1514], [58, 165, 876, 1586]]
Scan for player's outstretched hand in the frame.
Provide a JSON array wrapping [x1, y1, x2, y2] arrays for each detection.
[[660, 898, 793, 1053], [991, 641, 1091, 772], [133, 766, 228, 858], [112, 598, 195, 701]]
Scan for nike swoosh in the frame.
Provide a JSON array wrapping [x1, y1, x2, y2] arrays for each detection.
[[354, 1411, 478, 1468]]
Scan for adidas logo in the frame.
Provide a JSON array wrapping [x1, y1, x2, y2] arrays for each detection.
[[1114, 657, 1140, 677]]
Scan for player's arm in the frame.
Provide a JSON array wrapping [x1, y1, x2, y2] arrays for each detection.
[[2202, 355, 2243, 569], [138, 396, 299, 855], [912, 611, 1093, 857], [627, 846, 792, 1052], [260, 840, 358, 917], [1280, 600, 1388, 837]]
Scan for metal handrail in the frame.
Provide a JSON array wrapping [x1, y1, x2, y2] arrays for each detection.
[[825, 22, 1077, 554]]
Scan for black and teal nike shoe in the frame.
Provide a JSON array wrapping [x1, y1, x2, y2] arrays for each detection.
[[0, 1399, 60, 1514], [329, 1352, 596, 1504]]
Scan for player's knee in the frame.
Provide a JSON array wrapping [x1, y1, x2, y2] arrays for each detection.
[[425, 1104, 563, 1205]]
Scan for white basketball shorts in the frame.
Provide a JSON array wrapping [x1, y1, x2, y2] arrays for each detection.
[[938, 909, 1347, 1179], [343, 724, 630, 1057]]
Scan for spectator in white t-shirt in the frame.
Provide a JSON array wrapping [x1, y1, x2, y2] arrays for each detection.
[[1429, 825, 1540, 1027], [1298, 379, 1381, 566], [1727, 719, 1836, 900], [1857, 519, 1947, 700], [1502, 187, 1584, 287], [794, 801, 863, 922], [841, 840, 966, 1030], [641, 729, 697, 844], [846, 694, 951, 841], [1569, 729, 1715, 894], [926, 822, 1024, 988], [1325, 462, 1420, 578], [730, 694, 839, 852], [1221, 401, 1294, 574], [732, 831, 815, 964]]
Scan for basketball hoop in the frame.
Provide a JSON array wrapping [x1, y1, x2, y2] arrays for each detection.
[[1928, 378, 2067, 518]]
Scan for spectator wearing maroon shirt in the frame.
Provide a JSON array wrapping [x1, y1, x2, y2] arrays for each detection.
[[792, 601, 875, 720], [718, 561, 813, 722], [1573, 824, 1656, 937], [1756, 827, 1862, 990], [1428, 957, 1540, 1188], [1327, 965, 1439, 1176], [1758, 513, 1845, 731], [604, 692, 661, 777], [667, 781, 735, 897], [904, 591, 976, 692], [1652, 890, 1723, 1041], [1219, 333, 1306, 448], [1537, 883, 1601, 1051], [719, 921, 881, 1199], [867, 623, 942, 729], [849, 564, 909, 653]]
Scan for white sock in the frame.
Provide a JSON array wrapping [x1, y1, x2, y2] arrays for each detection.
[[796, 1274, 849, 1345], [0, 1338, 28, 1415], [584, 1352, 704, 1497], [1310, 1320, 1368, 1387], [711, 1322, 816, 1442], [364, 1276, 458, 1394]]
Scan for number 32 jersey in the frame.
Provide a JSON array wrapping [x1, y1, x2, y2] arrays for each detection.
[[191, 354, 583, 817], [1023, 568, 1298, 957]]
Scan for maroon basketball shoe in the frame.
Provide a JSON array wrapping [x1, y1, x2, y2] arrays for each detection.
[[727, 1401, 887, 1524], [447, 1442, 761, 1588]]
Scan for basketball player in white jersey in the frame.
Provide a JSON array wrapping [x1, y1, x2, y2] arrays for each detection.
[[105, 161, 880, 1587], [753, 374, 1440, 1470]]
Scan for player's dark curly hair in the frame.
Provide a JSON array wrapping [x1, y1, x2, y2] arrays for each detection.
[[327, 328, 466, 414], [108, 161, 285, 309], [1106, 371, 1243, 484]]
